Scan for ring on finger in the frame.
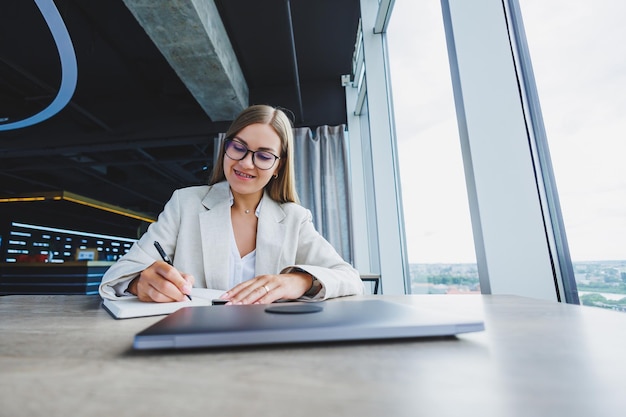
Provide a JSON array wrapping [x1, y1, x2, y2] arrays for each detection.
[[263, 285, 270, 294]]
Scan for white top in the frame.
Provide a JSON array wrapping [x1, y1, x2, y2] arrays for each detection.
[[227, 191, 261, 288], [228, 245, 256, 288]]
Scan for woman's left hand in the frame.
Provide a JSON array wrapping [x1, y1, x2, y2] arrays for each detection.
[[220, 272, 314, 305]]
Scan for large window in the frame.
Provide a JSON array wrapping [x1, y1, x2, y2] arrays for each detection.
[[520, 0, 626, 311], [387, 1, 478, 294]]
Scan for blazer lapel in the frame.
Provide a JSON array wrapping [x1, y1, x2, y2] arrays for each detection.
[[255, 192, 286, 275], [199, 182, 231, 290]]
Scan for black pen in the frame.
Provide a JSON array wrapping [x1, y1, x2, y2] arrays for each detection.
[[153, 241, 192, 301]]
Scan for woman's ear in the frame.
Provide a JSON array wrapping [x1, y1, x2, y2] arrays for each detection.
[[273, 160, 282, 178]]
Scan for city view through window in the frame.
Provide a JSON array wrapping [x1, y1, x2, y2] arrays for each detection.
[[388, 0, 626, 312]]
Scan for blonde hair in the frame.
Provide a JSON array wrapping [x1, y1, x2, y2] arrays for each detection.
[[209, 105, 299, 204]]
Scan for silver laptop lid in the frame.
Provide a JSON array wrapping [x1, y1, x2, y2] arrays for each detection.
[[133, 299, 485, 350]]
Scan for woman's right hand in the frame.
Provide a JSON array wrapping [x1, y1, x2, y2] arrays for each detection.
[[128, 261, 194, 302]]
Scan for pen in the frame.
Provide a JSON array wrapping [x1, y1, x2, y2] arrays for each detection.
[[153, 241, 192, 301]]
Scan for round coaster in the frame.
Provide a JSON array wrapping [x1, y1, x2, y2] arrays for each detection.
[[264, 304, 324, 314]]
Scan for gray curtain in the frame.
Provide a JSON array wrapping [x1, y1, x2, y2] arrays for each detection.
[[293, 125, 352, 263], [213, 126, 353, 263]]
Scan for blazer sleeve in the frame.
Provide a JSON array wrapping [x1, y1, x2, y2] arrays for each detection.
[[283, 208, 364, 300], [98, 189, 183, 300]]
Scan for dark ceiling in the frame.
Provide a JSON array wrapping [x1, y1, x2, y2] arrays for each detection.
[[0, 0, 360, 236]]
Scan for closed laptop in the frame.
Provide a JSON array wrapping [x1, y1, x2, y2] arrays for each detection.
[[133, 299, 485, 350]]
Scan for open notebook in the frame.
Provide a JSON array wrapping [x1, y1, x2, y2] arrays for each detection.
[[102, 288, 225, 319]]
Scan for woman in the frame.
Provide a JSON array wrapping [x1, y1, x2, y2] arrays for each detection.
[[99, 105, 364, 304]]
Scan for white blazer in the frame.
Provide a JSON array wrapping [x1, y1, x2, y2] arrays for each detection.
[[99, 181, 364, 300]]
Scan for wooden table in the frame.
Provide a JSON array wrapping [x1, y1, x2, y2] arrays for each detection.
[[1, 294, 625, 417]]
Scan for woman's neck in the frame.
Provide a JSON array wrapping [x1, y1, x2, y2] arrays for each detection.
[[231, 190, 263, 214]]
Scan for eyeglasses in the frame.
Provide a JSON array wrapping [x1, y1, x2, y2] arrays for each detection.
[[224, 139, 281, 170]]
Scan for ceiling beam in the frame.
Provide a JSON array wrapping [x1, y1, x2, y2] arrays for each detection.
[[122, 0, 248, 121]]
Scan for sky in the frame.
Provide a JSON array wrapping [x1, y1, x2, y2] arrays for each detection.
[[386, 0, 626, 264]]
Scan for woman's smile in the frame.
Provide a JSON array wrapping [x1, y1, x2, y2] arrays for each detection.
[[234, 169, 255, 180]]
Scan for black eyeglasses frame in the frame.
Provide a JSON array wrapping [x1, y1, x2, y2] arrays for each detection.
[[224, 139, 281, 170]]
